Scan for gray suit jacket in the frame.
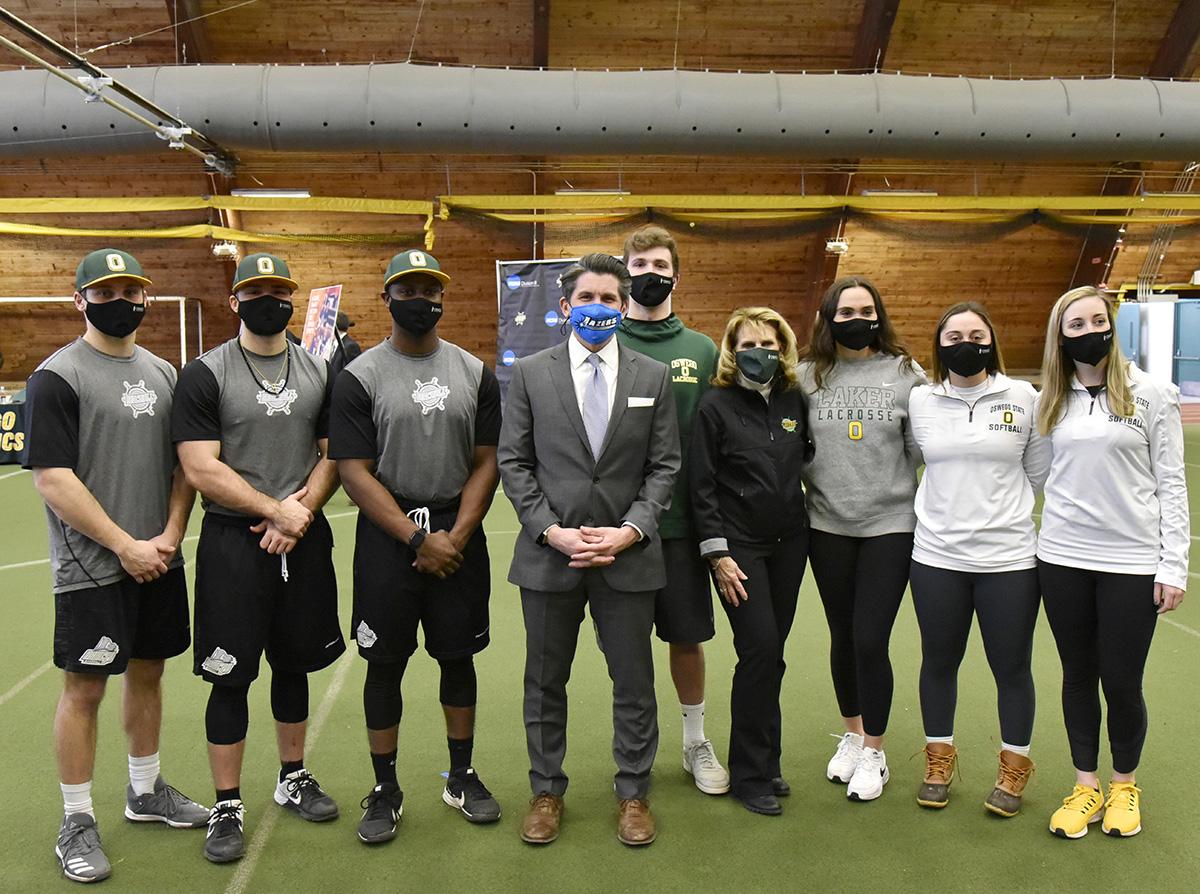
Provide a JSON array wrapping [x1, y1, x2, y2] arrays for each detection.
[[498, 339, 681, 593]]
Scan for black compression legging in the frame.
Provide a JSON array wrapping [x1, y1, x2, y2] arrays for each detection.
[[1038, 561, 1158, 775], [363, 656, 478, 731], [205, 670, 309, 745], [909, 562, 1039, 746], [808, 530, 913, 737]]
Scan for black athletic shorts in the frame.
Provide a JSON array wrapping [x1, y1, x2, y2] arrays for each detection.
[[193, 511, 344, 686], [351, 506, 490, 663], [654, 537, 716, 644], [53, 565, 190, 675]]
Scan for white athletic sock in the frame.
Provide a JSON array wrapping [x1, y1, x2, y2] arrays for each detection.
[[925, 735, 954, 745], [128, 752, 160, 796], [61, 780, 94, 819], [1001, 741, 1031, 757], [681, 702, 707, 747]]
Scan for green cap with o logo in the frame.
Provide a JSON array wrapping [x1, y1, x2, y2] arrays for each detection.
[[75, 249, 152, 291], [384, 249, 451, 288], [231, 253, 299, 293]]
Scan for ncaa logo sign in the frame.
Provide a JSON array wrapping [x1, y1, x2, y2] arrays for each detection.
[[501, 350, 517, 366], [506, 274, 523, 290], [544, 311, 560, 327]]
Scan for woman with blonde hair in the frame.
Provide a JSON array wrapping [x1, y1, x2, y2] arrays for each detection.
[[690, 307, 813, 816], [797, 276, 926, 802], [905, 301, 1049, 816], [1037, 286, 1188, 839]]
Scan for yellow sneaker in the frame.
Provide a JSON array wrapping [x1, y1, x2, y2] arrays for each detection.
[[1101, 781, 1142, 837], [1049, 784, 1104, 839]]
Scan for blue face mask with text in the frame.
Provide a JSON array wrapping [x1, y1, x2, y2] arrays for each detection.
[[568, 304, 622, 346]]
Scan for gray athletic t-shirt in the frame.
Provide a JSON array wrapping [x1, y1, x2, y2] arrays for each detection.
[[172, 339, 331, 517], [24, 338, 182, 593], [329, 339, 501, 506]]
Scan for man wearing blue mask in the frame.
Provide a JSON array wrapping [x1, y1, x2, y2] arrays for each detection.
[[498, 252, 680, 848]]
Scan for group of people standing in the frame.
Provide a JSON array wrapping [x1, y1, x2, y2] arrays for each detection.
[[23, 223, 1187, 884]]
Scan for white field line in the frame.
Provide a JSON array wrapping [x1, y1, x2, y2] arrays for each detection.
[[0, 660, 53, 708], [0, 468, 29, 481], [224, 650, 355, 894], [0, 510, 364, 708], [1161, 615, 1200, 638]]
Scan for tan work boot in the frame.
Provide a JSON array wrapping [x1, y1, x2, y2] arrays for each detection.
[[917, 742, 958, 808], [520, 794, 563, 845], [985, 750, 1034, 817]]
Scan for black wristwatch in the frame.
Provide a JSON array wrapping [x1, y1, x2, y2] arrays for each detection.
[[408, 529, 427, 551]]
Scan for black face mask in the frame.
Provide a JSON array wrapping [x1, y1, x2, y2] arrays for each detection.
[[237, 296, 293, 336], [390, 297, 443, 335], [829, 317, 879, 351], [629, 272, 674, 308], [1062, 330, 1112, 367], [85, 298, 145, 338], [736, 347, 780, 385], [938, 341, 992, 378]]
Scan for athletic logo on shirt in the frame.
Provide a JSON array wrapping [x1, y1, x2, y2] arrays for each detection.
[[256, 387, 299, 416], [120, 380, 158, 418], [355, 621, 378, 648], [201, 647, 238, 676], [848, 421, 864, 440], [78, 635, 119, 666], [815, 386, 897, 424], [781, 417, 798, 433], [412, 377, 450, 415], [671, 358, 699, 384]]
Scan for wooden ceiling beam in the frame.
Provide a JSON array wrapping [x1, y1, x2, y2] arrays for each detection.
[[1070, 1, 1200, 289], [165, 0, 212, 64], [1148, 0, 1200, 78], [849, 0, 900, 72], [805, 1, 900, 319]]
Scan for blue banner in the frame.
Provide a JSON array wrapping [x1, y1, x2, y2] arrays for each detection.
[[495, 258, 579, 403]]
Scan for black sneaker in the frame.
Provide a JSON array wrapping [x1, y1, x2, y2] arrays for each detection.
[[443, 768, 501, 824], [56, 813, 112, 883], [204, 800, 245, 864], [357, 783, 404, 844], [274, 769, 339, 822]]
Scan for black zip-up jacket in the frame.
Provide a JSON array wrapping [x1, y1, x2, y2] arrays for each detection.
[[689, 382, 814, 556]]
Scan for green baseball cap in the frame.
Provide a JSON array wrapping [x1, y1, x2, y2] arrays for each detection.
[[231, 253, 299, 293], [75, 249, 152, 291], [384, 249, 451, 288]]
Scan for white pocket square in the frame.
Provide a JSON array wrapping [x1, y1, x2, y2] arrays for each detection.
[[627, 396, 655, 408]]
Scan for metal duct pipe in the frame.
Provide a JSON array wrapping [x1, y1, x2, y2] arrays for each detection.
[[4, 65, 1200, 161]]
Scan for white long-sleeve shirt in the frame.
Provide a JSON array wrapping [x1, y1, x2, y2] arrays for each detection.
[[1037, 364, 1190, 589], [907, 374, 1050, 572]]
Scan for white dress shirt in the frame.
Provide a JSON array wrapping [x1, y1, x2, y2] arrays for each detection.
[[549, 332, 642, 542], [568, 332, 619, 421]]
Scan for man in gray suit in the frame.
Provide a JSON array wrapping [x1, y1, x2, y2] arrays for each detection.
[[498, 252, 680, 847]]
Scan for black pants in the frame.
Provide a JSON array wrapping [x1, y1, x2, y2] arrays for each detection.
[[909, 562, 1039, 746], [808, 530, 912, 737], [720, 533, 808, 799], [1038, 561, 1158, 774]]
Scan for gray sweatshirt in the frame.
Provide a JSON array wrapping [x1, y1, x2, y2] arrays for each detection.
[[797, 352, 926, 537]]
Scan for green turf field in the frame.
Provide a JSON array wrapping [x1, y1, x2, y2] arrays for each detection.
[[2, 431, 1200, 893]]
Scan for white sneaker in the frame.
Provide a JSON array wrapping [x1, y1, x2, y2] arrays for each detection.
[[826, 732, 864, 784], [683, 740, 731, 795], [847, 747, 890, 801]]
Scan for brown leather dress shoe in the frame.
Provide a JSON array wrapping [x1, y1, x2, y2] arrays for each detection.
[[617, 798, 656, 846], [520, 794, 563, 845]]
